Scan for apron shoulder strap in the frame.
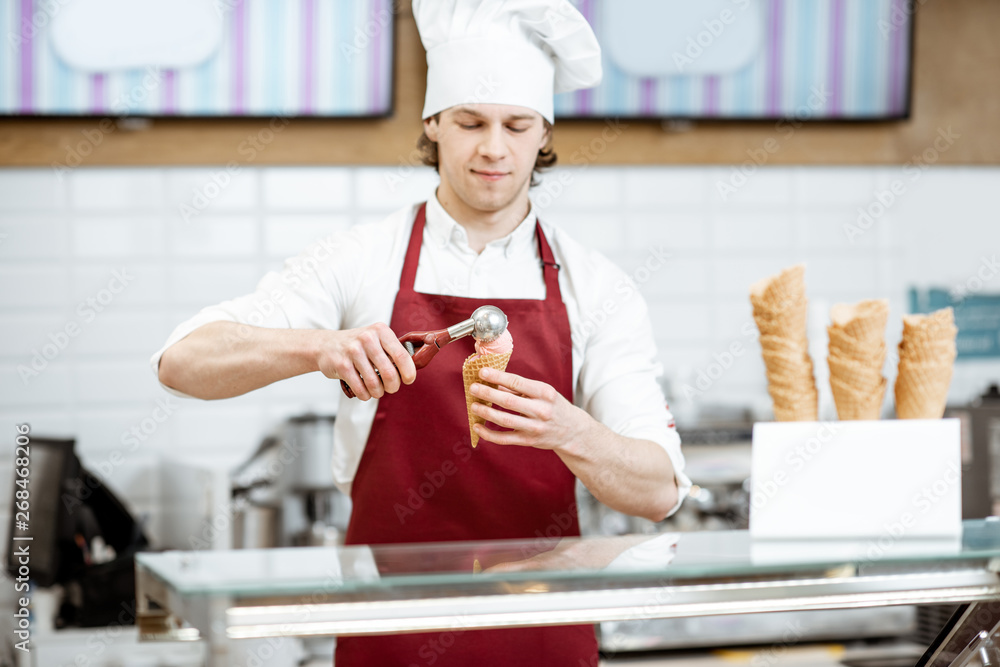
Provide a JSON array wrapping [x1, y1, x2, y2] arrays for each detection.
[[398, 203, 427, 294], [535, 221, 562, 303]]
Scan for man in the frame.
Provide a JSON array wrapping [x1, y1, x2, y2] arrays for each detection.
[[152, 1, 691, 664]]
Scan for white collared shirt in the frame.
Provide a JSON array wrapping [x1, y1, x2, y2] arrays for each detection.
[[150, 195, 691, 516]]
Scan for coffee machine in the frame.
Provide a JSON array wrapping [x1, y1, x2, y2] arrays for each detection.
[[230, 413, 352, 549]]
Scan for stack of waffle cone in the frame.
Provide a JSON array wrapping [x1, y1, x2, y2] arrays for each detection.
[[894, 308, 957, 419], [463, 351, 512, 448], [750, 264, 818, 421], [827, 299, 889, 420]]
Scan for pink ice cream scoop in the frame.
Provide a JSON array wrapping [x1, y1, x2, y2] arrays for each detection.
[[475, 329, 513, 356]]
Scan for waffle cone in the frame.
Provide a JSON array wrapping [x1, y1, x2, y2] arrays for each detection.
[[462, 351, 512, 448], [759, 334, 809, 353], [897, 359, 954, 386], [768, 381, 819, 421], [830, 375, 886, 420], [895, 376, 952, 419], [894, 307, 956, 419], [894, 360, 953, 419], [761, 348, 813, 377], [750, 264, 806, 312], [764, 356, 818, 421], [756, 314, 808, 343], [900, 339, 957, 362], [828, 356, 886, 421], [827, 353, 884, 384], [829, 299, 889, 346], [749, 264, 818, 421], [902, 308, 957, 339], [827, 327, 887, 361]]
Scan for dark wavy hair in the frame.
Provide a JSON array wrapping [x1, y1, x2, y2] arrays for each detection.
[[416, 114, 557, 188]]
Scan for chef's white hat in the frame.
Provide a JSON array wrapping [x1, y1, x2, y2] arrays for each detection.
[[413, 0, 602, 123]]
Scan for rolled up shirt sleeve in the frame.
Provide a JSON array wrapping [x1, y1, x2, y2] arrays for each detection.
[[571, 254, 692, 518], [149, 228, 365, 397]]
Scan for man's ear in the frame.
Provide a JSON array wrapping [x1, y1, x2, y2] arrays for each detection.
[[538, 121, 552, 151], [423, 115, 440, 142]]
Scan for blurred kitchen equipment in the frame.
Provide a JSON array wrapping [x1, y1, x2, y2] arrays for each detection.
[[230, 413, 350, 548], [231, 502, 279, 549], [341, 305, 508, 397], [946, 384, 1000, 518]]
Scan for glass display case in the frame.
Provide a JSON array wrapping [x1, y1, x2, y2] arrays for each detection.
[[135, 520, 1000, 666]]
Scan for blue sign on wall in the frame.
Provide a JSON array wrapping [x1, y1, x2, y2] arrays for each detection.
[[909, 288, 1000, 359]]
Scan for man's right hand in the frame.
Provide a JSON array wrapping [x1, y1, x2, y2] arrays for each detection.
[[317, 323, 417, 401], [158, 321, 417, 401]]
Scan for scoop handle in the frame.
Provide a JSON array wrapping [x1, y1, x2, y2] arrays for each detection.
[[340, 329, 451, 398]]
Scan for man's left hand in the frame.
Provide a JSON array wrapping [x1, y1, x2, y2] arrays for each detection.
[[469, 367, 589, 451]]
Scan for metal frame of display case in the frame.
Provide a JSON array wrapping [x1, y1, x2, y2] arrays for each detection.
[[135, 523, 1000, 667]]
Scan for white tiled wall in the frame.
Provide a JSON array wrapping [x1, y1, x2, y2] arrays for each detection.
[[1, 164, 999, 545]]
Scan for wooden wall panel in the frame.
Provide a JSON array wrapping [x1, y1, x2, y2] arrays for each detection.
[[0, 0, 996, 167]]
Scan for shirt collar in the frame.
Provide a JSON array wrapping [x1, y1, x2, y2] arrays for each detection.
[[424, 191, 538, 259]]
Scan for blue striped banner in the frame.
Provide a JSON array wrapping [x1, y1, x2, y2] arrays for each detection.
[[1, 0, 393, 117], [555, 0, 911, 119]]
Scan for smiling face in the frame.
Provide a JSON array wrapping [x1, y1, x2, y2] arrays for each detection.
[[423, 104, 550, 223]]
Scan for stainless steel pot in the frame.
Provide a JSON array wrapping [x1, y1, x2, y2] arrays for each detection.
[[232, 502, 280, 549], [283, 413, 338, 492]]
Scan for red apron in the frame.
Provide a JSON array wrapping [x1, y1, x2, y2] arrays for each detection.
[[335, 203, 598, 666]]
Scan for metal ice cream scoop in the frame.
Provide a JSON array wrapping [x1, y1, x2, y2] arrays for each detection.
[[440, 306, 508, 346], [340, 305, 508, 398]]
